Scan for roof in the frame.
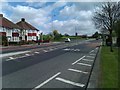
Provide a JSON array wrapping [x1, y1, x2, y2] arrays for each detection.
[[16, 18, 39, 31], [0, 14, 21, 29]]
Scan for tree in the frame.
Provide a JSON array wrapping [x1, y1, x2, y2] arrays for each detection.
[[92, 31, 99, 38], [93, 2, 120, 52], [114, 20, 120, 37], [53, 30, 59, 37], [114, 20, 120, 46], [52, 30, 62, 41]]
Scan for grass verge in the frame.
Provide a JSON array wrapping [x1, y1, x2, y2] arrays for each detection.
[[100, 46, 118, 88]]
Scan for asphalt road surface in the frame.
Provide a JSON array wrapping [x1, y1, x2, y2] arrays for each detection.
[[1, 39, 101, 89]]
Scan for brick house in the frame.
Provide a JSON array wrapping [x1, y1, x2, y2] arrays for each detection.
[[0, 14, 39, 44], [16, 18, 39, 42], [0, 14, 21, 42]]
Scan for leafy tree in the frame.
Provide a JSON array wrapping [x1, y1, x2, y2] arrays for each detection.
[[52, 30, 62, 41], [93, 2, 120, 52], [53, 30, 59, 37], [92, 31, 99, 38]]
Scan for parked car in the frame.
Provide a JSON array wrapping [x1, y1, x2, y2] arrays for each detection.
[[65, 38, 71, 42]]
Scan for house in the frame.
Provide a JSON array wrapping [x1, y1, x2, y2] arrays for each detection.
[[0, 14, 21, 43], [16, 18, 39, 42]]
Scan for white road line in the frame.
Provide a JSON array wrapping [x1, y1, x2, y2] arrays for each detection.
[[77, 63, 91, 67], [6, 58, 14, 61], [89, 50, 94, 53], [25, 54, 30, 56], [0, 51, 30, 58], [63, 48, 70, 51], [56, 77, 85, 87], [89, 54, 96, 56], [95, 47, 98, 49], [68, 68, 88, 74], [49, 48, 53, 51], [82, 59, 93, 62], [6, 55, 29, 61], [34, 52, 39, 54], [18, 56, 27, 58], [86, 56, 94, 58], [33, 72, 61, 89], [9, 57, 14, 59], [43, 50, 48, 52], [72, 56, 85, 65]]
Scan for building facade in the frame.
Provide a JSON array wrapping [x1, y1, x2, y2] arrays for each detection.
[[0, 14, 21, 42], [16, 18, 39, 41], [0, 14, 39, 43]]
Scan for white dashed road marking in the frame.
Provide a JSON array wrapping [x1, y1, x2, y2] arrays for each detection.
[[96, 47, 98, 49], [18, 56, 27, 58], [63, 48, 70, 51], [89, 54, 96, 56], [33, 72, 61, 89], [82, 59, 93, 62], [0, 51, 30, 58], [34, 52, 40, 54], [89, 50, 94, 53], [68, 68, 88, 74], [77, 63, 91, 67], [50, 48, 54, 51], [56, 77, 85, 87], [72, 56, 85, 65], [86, 56, 94, 58], [9, 57, 14, 59], [43, 50, 48, 52], [25, 54, 30, 56]]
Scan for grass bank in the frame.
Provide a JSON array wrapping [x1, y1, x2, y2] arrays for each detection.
[[100, 46, 118, 88]]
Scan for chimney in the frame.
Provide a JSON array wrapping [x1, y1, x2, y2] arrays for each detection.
[[21, 18, 25, 22], [0, 14, 3, 17]]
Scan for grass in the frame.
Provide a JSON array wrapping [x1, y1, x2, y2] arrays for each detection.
[[100, 46, 118, 88]]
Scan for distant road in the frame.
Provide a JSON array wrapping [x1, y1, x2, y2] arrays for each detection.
[[1, 39, 92, 54]]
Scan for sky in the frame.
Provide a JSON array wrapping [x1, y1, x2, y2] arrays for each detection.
[[0, 0, 119, 36]]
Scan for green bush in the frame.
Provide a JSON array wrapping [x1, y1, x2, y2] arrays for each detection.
[[0, 36, 8, 46]]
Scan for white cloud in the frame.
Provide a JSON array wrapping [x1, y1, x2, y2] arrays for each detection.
[[1, 1, 99, 35], [55, 4, 97, 35], [59, 4, 93, 20], [44, 19, 97, 35]]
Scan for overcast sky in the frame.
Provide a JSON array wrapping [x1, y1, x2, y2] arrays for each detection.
[[0, 0, 119, 36]]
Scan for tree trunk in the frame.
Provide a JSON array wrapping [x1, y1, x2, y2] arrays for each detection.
[[110, 30, 113, 52]]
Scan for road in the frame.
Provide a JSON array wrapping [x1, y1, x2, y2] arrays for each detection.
[[1, 39, 101, 89]]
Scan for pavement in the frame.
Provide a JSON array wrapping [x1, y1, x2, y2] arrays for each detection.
[[87, 45, 101, 89]]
